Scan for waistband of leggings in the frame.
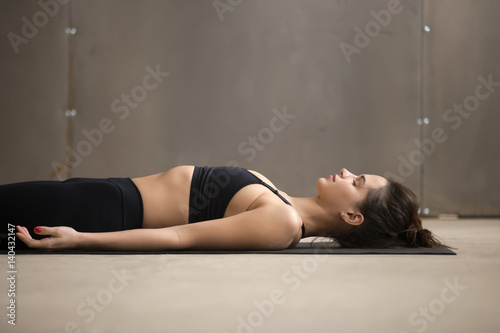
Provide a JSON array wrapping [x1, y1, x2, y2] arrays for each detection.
[[108, 178, 144, 230]]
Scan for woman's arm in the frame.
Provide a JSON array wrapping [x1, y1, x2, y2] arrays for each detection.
[[172, 205, 301, 250], [15, 225, 182, 251], [16, 205, 302, 251], [79, 228, 182, 251]]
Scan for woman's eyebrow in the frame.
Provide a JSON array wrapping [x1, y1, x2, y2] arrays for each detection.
[[361, 175, 366, 186]]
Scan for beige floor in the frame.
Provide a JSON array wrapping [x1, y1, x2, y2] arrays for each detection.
[[1, 219, 499, 333]]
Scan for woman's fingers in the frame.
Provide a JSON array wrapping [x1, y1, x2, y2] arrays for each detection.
[[15, 225, 52, 249], [15, 225, 78, 250], [15, 226, 37, 247], [15, 225, 31, 239]]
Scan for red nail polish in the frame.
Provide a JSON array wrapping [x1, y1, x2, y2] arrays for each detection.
[[34, 227, 42, 233]]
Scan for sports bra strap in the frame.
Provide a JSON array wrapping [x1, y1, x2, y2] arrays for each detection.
[[257, 181, 292, 206]]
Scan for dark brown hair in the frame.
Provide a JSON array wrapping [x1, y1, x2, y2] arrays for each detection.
[[330, 179, 450, 249]]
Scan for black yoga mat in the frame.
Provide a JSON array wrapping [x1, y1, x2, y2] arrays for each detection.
[[8, 242, 456, 255]]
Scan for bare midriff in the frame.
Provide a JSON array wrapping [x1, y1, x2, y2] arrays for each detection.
[[132, 165, 294, 230]]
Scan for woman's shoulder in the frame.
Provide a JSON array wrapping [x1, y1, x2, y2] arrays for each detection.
[[267, 204, 303, 248], [251, 199, 302, 232]]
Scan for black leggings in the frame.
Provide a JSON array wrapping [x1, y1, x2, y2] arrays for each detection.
[[0, 177, 143, 250]]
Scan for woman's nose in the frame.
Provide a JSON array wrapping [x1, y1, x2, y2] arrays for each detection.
[[340, 168, 354, 178], [340, 168, 349, 178]]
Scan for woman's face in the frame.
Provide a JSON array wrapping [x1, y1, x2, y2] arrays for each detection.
[[316, 168, 388, 216]]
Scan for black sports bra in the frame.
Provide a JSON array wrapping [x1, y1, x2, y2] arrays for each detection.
[[188, 166, 305, 238]]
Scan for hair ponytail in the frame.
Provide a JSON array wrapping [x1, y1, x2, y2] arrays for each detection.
[[416, 228, 446, 248]]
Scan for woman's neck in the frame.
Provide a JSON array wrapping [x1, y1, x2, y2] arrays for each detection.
[[288, 196, 351, 238]]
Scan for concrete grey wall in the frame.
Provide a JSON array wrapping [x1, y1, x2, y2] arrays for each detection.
[[421, 0, 500, 216], [0, 0, 68, 183], [1, 0, 499, 215]]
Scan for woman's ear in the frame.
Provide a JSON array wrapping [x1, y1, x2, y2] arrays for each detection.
[[341, 211, 364, 226]]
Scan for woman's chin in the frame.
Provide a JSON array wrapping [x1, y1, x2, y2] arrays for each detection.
[[316, 177, 330, 193]]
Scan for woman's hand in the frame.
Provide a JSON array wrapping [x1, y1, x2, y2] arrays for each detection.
[[16, 225, 81, 250]]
